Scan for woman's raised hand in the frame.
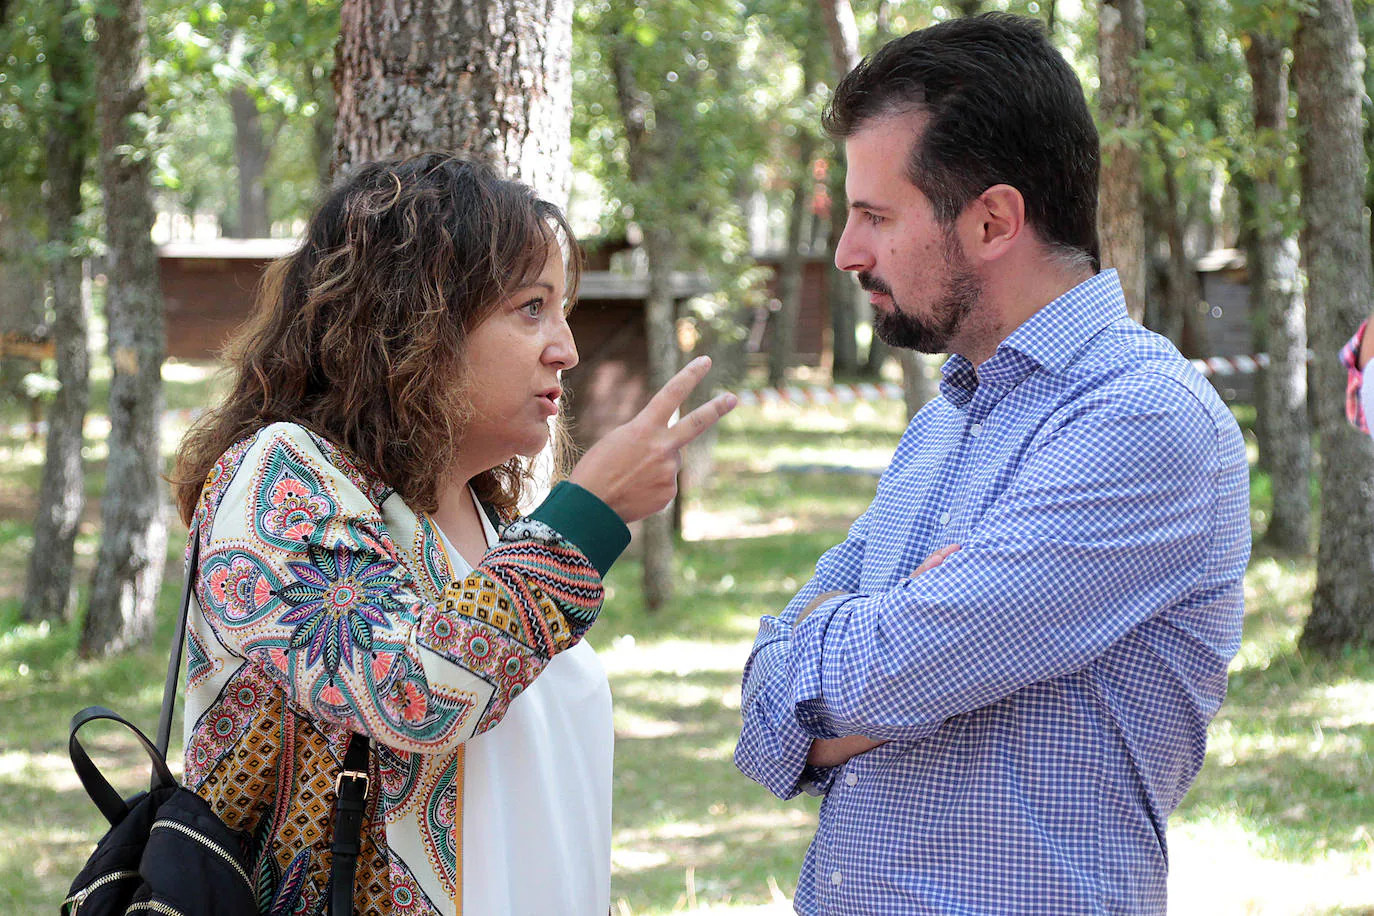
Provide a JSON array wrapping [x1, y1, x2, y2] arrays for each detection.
[[568, 356, 737, 523]]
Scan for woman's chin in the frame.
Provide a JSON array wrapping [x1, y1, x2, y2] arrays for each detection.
[[515, 435, 551, 460]]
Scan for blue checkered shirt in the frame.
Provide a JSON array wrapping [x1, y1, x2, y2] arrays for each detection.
[[734, 271, 1251, 915]]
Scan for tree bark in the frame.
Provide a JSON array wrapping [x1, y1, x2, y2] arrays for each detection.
[[83, 0, 168, 657], [610, 30, 681, 611], [1145, 130, 1205, 355], [1245, 30, 1310, 554], [1293, 0, 1374, 652], [23, 0, 91, 624], [333, 0, 573, 203], [1097, 0, 1147, 322], [0, 213, 45, 405], [818, 0, 863, 379], [227, 86, 271, 238], [769, 131, 816, 387], [827, 160, 860, 377]]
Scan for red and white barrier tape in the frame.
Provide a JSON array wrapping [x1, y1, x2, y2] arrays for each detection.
[[735, 350, 1308, 407]]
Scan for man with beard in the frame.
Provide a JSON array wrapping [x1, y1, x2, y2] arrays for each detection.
[[733, 14, 1250, 914]]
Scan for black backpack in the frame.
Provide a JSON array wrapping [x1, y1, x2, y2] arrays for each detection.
[[61, 534, 371, 916]]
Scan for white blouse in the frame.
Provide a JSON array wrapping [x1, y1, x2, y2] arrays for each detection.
[[436, 490, 615, 915]]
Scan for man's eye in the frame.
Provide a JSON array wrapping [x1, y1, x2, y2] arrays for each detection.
[[865, 211, 884, 226], [520, 297, 545, 318]]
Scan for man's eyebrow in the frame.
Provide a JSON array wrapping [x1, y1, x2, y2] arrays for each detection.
[[849, 199, 890, 213]]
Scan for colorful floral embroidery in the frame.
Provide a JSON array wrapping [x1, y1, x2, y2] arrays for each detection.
[[184, 422, 608, 914], [252, 440, 337, 551], [185, 626, 219, 691], [276, 543, 404, 678], [201, 549, 284, 625]]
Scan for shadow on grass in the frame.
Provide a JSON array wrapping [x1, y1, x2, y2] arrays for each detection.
[[1177, 644, 1374, 864], [610, 668, 818, 908]]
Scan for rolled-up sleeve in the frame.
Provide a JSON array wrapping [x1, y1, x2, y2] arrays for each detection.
[[735, 532, 868, 798]]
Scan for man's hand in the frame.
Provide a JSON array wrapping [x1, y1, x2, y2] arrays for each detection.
[[802, 542, 961, 770], [807, 735, 886, 767], [795, 590, 847, 625], [912, 543, 959, 576]]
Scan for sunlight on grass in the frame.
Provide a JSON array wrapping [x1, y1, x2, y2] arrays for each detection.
[[2, 391, 1372, 915]]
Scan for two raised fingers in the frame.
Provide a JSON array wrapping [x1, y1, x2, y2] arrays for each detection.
[[638, 356, 739, 450]]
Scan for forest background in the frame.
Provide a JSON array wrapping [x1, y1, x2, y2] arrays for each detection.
[[1, 0, 1373, 912]]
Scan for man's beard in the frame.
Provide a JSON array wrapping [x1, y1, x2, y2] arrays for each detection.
[[861, 234, 981, 354]]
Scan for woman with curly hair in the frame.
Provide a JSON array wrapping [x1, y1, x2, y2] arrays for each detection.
[[170, 152, 734, 915]]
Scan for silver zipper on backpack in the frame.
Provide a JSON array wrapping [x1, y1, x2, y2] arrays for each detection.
[[150, 819, 253, 890], [125, 902, 187, 915], [62, 869, 140, 914]]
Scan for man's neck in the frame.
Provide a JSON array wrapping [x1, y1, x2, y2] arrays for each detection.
[[957, 258, 1094, 366]]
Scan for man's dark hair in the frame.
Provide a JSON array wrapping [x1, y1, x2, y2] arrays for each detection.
[[823, 13, 1101, 271]]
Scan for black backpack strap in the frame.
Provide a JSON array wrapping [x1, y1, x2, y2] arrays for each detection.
[[156, 529, 201, 761], [68, 705, 177, 826], [328, 733, 371, 916]]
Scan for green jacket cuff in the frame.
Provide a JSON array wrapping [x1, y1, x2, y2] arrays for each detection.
[[529, 481, 631, 578]]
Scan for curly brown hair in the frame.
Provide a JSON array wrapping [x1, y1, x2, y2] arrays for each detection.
[[171, 152, 582, 525]]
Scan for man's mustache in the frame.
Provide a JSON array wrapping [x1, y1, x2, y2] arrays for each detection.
[[858, 272, 892, 297]]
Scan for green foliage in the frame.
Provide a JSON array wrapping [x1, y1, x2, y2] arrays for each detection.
[[143, 0, 338, 232], [0, 0, 96, 230]]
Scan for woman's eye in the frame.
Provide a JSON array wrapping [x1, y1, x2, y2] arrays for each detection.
[[520, 297, 545, 318]]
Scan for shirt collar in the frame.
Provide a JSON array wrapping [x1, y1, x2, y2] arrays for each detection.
[[939, 270, 1128, 408], [996, 269, 1129, 375]]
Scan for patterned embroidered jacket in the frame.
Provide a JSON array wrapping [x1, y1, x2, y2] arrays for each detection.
[[182, 422, 628, 915]]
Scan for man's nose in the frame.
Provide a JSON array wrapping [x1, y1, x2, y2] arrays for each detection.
[[834, 215, 871, 273]]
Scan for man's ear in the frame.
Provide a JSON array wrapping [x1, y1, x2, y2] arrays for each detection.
[[960, 184, 1025, 263]]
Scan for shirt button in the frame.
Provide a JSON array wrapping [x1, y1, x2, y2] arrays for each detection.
[[831, 870, 843, 886], [844, 771, 858, 786], [939, 511, 951, 526], [970, 422, 983, 437]]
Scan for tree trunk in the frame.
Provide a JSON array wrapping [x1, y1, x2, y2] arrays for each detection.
[[0, 213, 45, 406], [769, 132, 816, 387], [1293, 0, 1374, 652], [817, 0, 930, 413], [23, 0, 91, 624], [818, 0, 863, 379], [83, 0, 168, 657], [1097, 0, 1147, 322], [610, 30, 682, 611], [955, 0, 983, 16], [1246, 30, 1310, 554], [1146, 134, 1205, 355], [639, 226, 679, 611], [1046, 0, 1059, 35], [827, 159, 860, 377], [228, 86, 271, 238], [333, 0, 573, 203]]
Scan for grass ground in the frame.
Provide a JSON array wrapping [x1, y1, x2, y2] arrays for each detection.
[[0, 368, 1370, 914]]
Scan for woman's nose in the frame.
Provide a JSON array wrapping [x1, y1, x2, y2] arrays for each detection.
[[545, 316, 579, 371]]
